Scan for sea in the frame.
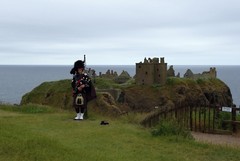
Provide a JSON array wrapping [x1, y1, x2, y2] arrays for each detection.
[[0, 65, 240, 107]]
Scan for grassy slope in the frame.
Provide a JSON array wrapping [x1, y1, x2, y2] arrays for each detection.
[[0, 105, 240, 161], [21, 77, 233, 113]]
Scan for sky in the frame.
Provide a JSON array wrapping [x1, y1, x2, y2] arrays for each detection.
[[0, 0, 240, 65]]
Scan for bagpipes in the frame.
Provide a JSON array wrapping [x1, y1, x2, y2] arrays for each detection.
[[71, 55, 97, 102], [74, 78, 96, 103]]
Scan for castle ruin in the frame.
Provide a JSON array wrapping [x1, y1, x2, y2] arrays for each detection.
[[184, 67, 217, 79], [136, 57, 217, 86], [136, 57, 167, 85]]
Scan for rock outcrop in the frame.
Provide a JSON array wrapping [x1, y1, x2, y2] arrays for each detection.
[[123, 78, 232, 112], [21, 77, 233, 116]]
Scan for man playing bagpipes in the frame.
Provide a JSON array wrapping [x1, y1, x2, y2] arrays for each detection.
[[70, 60, 96, 120]]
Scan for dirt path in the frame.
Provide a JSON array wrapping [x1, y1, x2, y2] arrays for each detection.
[[192, 132, 240, 148]]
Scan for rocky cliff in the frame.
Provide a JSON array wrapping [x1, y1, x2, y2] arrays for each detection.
[[123, 78, 232, 113], [21, 77, 233, 115]]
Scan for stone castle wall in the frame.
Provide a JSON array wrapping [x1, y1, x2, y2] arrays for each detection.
[[136, 57, 217, 86], [135, 57, 167, 85], [184, 67, 217, 79]]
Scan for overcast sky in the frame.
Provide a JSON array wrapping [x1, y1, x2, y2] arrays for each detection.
[[0, 0, 239, 65]]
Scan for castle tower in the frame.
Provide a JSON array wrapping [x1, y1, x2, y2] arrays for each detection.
[[155, 57, 167, 85], [135, 57, 167, 85], [209, 67, 217, 78]]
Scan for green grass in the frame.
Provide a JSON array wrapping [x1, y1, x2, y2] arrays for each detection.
[[94, 77, 121, 89], [0, 105, 240, 161], [0, 104, 56, 114], [166, 77, 186, 86]]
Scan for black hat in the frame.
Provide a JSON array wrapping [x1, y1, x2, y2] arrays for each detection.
[[70, 60, 85, 74]]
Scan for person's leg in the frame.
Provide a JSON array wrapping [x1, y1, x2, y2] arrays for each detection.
[[79, 107, 85, 120], [80, 93, 87, 120], [80, 107, 85, 113], [73, 96, 81, 120], [79, 94, 87, 120]]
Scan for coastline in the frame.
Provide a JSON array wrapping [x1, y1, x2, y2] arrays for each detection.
[[0, 65, 240, 106]]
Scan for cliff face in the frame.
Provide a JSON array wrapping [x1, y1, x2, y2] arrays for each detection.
[[21, 78, 233, 115], [124, 78, 233, 112], [21, 80, 73, 109]]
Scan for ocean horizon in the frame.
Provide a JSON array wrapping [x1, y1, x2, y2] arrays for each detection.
[[0, 65, 240, 106]]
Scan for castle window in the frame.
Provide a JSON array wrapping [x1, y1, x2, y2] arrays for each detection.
[[139, 65, 141, 68], [157, 68, 159, 71], [158, 74, 160, 77], [145, 72, 148, 75]]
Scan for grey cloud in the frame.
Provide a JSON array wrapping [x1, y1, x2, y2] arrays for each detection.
[[0, 0, 240, 65]]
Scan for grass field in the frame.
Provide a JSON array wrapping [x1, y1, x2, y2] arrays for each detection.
[[0, 104, 240, 161]]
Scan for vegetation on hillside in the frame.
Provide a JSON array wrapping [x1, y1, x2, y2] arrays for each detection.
[[1, 105, 240, 161], [1, 76, 239, 160], [19, 77, 233, 130]]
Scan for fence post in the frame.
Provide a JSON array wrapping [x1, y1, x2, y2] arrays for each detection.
[[208, 106, 211, 132], [194, 106, 197, 131], [190, 106, 193, 131], [213, 105, 216, 132], [232, 107, 237, 133], [199, 106, 201, 132], [203, 106, 206, 132]]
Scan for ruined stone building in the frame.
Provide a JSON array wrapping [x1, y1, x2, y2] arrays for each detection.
[[135, 57, 217, 85], [167, 65, 175, 77], [135, 57, 167, 85], [184, 67, 217, 79], [99, 69, 118, 78]]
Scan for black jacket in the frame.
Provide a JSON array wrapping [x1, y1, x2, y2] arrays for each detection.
[[71, 73, 96, 102]]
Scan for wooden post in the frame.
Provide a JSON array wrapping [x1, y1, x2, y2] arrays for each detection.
[[208, 106, 211, 132], [190, 106, 193, 131], [203, 106, 206, 132], [194, 106, 197, 131], [185, 106, 188, 129], [199, 106, 201, 132], [232, 107, 237, 133], [213, 106, 216, 131]]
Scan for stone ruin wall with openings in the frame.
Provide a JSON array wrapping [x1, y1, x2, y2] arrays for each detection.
[[136, 57, 167, 85]]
